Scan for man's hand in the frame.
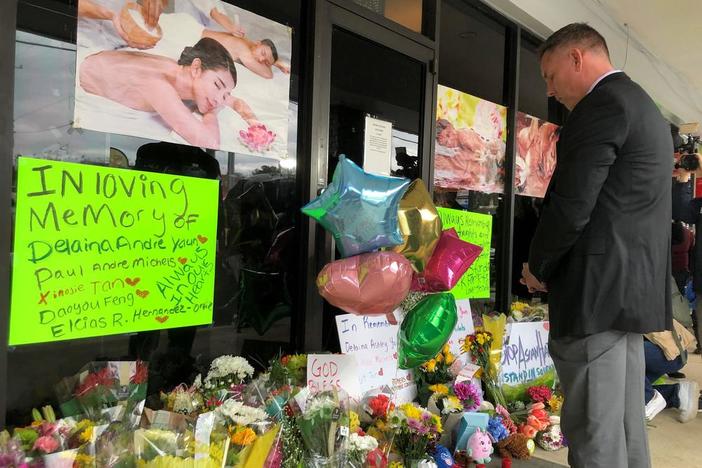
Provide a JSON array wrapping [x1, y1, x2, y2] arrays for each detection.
[[520, 262, 548, 293]]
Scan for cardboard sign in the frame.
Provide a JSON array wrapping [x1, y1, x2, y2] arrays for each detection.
[[436, 208, 492, 299], [499, 321, 556, 402], [306, 354, 362, 399], [9, 157, 219, 345], [335, 299, 474, 403]]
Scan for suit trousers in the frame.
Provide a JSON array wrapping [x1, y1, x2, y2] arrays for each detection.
[[549, 331, 650, 468]]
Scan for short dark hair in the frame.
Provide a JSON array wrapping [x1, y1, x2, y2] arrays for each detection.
[[178, 37, 237, 85], [538, 23, 610, 60], [260, 39, 279, 62]]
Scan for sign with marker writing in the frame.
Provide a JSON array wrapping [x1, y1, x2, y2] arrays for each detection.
[[499, 321, 556, 402], [306, 354, 361, 399], [436, 207, 492, 299], [335, 299, 474, 402], [9, 157, 219, 345]]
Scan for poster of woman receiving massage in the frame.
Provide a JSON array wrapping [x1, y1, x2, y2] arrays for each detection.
[[74, 0, 292, 159]]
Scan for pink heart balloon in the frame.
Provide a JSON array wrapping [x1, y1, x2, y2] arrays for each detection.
[[411, 228, 482, 292], [317, 251, 413, 320]]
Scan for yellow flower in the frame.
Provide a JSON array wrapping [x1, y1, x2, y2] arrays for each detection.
[[423, 359, 437, 372], [445, 352, 455, 365], [231, 427, 256, 446], [349, 410, 360, 431], [400, 403, 422, 420], [476, 334, 486, 345], [78, 425, 93, 444], [548, 395, 564, 413], [442, 344, 451, 355], [435, 352, 444, 363], [428, 384, 449, 396], [73, 454, 95, 468], [432, 414, 443, 433]]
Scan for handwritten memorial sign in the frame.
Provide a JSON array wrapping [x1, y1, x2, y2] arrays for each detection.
[[335, 299, 474, 403], [436, 208, 492, 299], [499, 321, 556, 402], [306, 354, 361, 399], [9, 157, 219, 345]]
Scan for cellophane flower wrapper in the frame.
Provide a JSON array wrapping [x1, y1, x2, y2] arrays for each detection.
[[295, 389, 350, 467], [94, 421, 137, 468], [346, 432, 379, 468], [55, 361, 148, 425], [0, 430, 39, 468], [160, 383, 205, 419], [135, 408, 195, 463]]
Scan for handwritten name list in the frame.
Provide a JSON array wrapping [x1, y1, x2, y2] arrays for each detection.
[[9, 157, 219, 345]]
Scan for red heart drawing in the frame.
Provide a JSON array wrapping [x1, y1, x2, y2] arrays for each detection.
[[125, 277, 140, 286], [155, 316, 169, 323], [178, 257, 188, 265], [197, 235, 208, 244], [136, 290, 149, 298], [543, 322, 550, 331], [378, 368, 384, 376]]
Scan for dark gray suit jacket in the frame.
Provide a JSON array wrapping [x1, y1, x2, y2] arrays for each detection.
[[529, 72, 673, 339]]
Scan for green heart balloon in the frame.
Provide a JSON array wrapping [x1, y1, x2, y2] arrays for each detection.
[[397, 292, 458, 369]]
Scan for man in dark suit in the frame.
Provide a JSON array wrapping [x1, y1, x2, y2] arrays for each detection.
[[521, 23, 672, 468]]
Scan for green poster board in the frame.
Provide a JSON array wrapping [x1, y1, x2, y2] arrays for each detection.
[[436, 207, 492, 299], [9, 157, 219, 345]]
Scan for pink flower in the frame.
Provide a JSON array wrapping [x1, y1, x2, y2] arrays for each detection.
[[239, 123, 276, 152], [454, 381, 482, 411], [519, 423, 537, 439], [33, 435, 59, 453]]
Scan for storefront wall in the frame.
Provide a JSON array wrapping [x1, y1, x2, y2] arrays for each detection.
[[0, 0, 554, 427]]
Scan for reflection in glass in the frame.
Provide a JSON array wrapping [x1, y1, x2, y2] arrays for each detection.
[[8, 16, 301, 425]]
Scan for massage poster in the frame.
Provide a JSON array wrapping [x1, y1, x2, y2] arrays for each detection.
[[515, 112, 559, 198], [434, 85, 507, 194], [74, 0, 292, 159], [9, 157, 219, 345]]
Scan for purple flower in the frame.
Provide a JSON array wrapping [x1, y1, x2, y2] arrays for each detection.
[[454, 381, 482, 411]]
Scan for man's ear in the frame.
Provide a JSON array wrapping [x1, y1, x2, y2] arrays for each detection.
[[191, 58, 202, 78], [570, 48, 584, 72]]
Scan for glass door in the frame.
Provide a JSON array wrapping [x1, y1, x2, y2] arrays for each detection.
[[304, 0, 436, 350]]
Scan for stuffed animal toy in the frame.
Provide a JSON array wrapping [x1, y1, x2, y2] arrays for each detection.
[[496, 432, 531, 460], [467, 428, 494, 464]]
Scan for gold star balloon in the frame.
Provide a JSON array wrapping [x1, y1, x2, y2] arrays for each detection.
[[392, 179, 442, 272]]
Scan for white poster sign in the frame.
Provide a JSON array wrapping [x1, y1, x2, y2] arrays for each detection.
[[335, 299, 474, 403], [499, 321, 554, 386], [363, 116, 393, 175], [306, 354, 362, 399], [75, 0, 291, 158]]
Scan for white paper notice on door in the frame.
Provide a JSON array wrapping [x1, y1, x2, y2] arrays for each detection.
[[363, 116, 393, 175]]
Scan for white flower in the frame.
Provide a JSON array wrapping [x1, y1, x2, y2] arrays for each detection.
[[192, 374, 202, 390], [217, 400, 268, 426], [304, 394, 337, 417], [441, 396, 463, 415], [206, 355, 254, 384], [349, 432, 378, 452]]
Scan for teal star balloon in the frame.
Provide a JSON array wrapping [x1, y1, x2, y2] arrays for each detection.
[[302, 155, 410, 257]]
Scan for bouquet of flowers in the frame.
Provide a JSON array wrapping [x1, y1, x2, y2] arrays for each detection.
[[160, 382, 205, 418], [296, 390, 350, 467], [201, 355, 255, 410], [387, 403, 442, 466], [0, 430, 34, 468], [462, 329, 507, 408], [347, 432, 379, 468], [267, 354, 308, 389], [510, 301, 547, 322], [55, 361, 148, 425], [414, 344, 457, 406], [216, 399, 270, 465]]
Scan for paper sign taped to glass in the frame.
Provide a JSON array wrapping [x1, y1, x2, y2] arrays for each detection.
[[9, 157, 219, 345], [73, 0, 292, 159]]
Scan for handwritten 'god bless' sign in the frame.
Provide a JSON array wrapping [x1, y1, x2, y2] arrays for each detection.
[[9, 157, 219, 345]]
